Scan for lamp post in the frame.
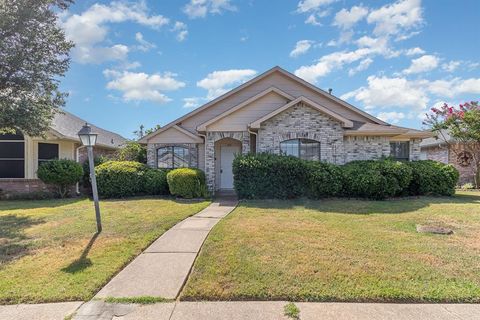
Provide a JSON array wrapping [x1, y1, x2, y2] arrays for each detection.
[[78, 123, 102, 233]]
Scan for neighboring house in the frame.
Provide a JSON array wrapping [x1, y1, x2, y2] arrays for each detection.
[[420, 130, 477, 185], [140, 66, 431, 194], [0, 111, 127, 196]]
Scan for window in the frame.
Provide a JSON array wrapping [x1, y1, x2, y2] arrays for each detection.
[[157, 146, 191, 168], [0, 132, 25, 178], [38, 143, 59, 167], [390, 142, 410, 161], [280, 139, 320, 161]]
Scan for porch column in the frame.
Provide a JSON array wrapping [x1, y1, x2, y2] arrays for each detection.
[[242, 131, 250, 154], [205, 133, 216, 192]]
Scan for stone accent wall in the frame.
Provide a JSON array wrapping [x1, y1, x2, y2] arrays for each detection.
[[146, 143, 199, 168], [343, 136, 390, 163], [205, 131, 249, 192], [257, 102, 344, 164], [409, 139, 422, 161]]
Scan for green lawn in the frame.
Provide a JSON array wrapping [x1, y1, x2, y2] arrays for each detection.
[[182, 191, 480, 303], [0, 197, 210, 304]]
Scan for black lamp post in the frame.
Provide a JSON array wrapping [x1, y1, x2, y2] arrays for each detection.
[[78, 123, 102, 233]]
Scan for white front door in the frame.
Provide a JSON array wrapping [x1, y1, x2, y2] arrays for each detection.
[[220, 145, 239, 189]]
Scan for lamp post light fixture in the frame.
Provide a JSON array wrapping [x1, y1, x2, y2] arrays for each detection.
[[78, 123, 102, 233]]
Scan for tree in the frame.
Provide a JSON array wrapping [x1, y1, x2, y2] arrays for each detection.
[[116, 141, 147, 164], [133, 124, 161, 139], [0, 0, 74, 136], [37, 159, 83, 198], [424, 101, 480, 187]]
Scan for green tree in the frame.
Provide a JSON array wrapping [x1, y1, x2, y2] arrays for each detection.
[[424, 101, 480, 187], [0, 0, 73, 136], [116, 141, 147, 164]]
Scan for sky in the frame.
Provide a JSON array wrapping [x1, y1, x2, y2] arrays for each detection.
[[59, 0, 480, 139]]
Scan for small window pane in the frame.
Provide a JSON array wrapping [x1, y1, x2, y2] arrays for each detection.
[[157, 147, 172, 168], [0, 142, 24, 158], [280, 139, 320, 161], [173, 147, 189, 168], [0, 160, 24, 178], [390, 142, 409, 160], [38, 143, 59, 160], [0, 132, 24, 140]]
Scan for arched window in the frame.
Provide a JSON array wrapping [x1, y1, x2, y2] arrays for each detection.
[[157, 146, 191, 168], [280, 139, 320, 161], [0, 131, 25, 178]]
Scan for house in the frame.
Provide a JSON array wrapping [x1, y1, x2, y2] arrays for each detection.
[[140, 66, 431, 193], [420, 130, 477, 186], [0, 111, 127, 196]]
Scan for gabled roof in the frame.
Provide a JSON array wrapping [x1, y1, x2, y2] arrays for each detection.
[[250, 96, 354, 129], [50, 111, 127, 149], [420, 129, 451, 147], [343, 121, 433, 138], [196, 87, 294, 131], [141, 66, 387, 142]]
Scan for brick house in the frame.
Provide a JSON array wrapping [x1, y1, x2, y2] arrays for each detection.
[[0, 111, 127, 197], [420, 130, 478, 186], [140, 66, 431, 194]]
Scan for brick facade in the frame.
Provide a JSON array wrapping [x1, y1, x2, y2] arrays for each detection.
[[423, 145, 449, 164], [76, 145, 118, 164], [258, 102, 344, 164], [343, 136, 390, 163]]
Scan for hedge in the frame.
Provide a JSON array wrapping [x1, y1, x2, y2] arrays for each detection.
[[167, 168, 208, 199], [95, 161, 170, 198], [232, 154, 459, 200]]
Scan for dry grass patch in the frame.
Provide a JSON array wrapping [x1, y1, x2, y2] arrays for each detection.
[[182, 192, 480, 302], [0, 197, 210, 304]]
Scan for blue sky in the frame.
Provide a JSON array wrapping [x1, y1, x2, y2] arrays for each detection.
[[59, 0, 480, 139]]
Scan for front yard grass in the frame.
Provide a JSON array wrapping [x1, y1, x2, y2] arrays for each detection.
[[182, 191, 480, 302], [0, 197, 210, 304]]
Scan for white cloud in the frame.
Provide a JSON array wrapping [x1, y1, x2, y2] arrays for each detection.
[[377, 111, 405, 123], [442, 60, 461, 72], [348, 58, 373, 76], [104, 71, 185, 103], [367, 0, 423, 37], [183, 0, 236, 19], [405, 47, 425, 56], [342, 75, 480, 113], [197, 69, 257, 99], [290, 40, 314, 58], [305, 14, 322, 26], [333, 5, 368, 29], [61, 1, 169, 64], [403, 54, 439, 74], [172, 21, 188, 41], [135, 32, 156, 52], [297, 0, 337, 13], [341, 75, 429, 111], [183, 97, 204, 108]]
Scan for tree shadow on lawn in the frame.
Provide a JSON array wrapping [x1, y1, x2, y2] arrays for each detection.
[[0, 197, 85, 211], [61, 232, 99, 274], [0, 215, 44, 265], [239, 193, 480, 215]]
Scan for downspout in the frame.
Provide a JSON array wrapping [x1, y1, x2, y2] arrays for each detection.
[[247, 127, 258, 153], [75, 145, 86, 195]]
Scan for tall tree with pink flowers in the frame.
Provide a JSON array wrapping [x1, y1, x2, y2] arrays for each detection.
[[424, 101, 480, 187]]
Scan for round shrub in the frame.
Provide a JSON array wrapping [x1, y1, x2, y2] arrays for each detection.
[[407, 160, 459, 196], [143, 169, 169, 195], [342, 159, 412, 200], [167, 168, 207, 199], [37, 159, 83, 198], [81, 155, 108, 188], [95, 161, 147, 198], [305, 161, 343, 198]]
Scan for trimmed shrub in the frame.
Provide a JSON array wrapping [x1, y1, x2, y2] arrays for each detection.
[[233, 153, 308, 199], [81, 155, 108, 188], [167, 168, 208, 199], [342, 160, 412, 200], [95, 161, 147, 198], [37, 159, 83, 198], [305, 161, 343, 198], [407, 160, 459, 196], [143, 169, 169, 195]]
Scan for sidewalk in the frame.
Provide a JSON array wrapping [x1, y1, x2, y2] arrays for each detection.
[[95, 197, 237, 299]]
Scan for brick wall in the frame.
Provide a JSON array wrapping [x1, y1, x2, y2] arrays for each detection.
[[343, 136, 390, 163], [77, 145, 117, 164], [448, 144, 477, 186], [257, 102, 344, 164], [424, 145, 449, 164]]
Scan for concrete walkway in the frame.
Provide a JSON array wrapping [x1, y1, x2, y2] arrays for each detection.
[[69, 301, 480, 320], [95, 197, 237, 300], [0, 301, 82, 320]]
